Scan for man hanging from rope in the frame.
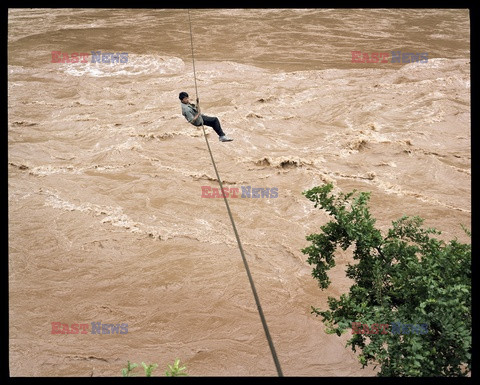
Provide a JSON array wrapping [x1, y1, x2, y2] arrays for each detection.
[[179, 92, 233, 142]]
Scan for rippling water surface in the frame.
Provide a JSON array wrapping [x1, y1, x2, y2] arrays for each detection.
[[9, 8, 470, 376]]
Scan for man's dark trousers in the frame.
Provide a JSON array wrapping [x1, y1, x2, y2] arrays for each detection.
[[200, 115, 225, 137]]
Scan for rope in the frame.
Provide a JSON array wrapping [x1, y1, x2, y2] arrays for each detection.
[[187, 9, 283, 377]]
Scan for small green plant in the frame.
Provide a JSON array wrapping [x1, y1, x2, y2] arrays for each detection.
[[121, 359, 188, 377], [141, 362, 158, 377], [121, 361, 138, 377], [165, 358, 188, 377]]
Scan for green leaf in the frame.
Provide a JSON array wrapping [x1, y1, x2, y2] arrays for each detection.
[[303, 183, 471, 376]]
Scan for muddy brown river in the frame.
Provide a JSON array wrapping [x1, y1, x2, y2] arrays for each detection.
[[8, 8, 470, 376]]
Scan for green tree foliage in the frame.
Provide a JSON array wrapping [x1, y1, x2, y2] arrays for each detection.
[[302, 183, 471, 376]]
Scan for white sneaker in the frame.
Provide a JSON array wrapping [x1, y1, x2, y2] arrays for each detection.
[[219, 135, 233, 142]]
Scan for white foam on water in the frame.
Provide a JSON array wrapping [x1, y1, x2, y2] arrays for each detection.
[[41, 189, 235, 244], [59, 55, 185, 78]]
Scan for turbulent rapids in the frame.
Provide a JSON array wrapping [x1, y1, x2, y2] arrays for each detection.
[[8, 8, 470, 376]]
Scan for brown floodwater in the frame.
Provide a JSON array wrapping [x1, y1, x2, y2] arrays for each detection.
[[8, 8, 470, 376]]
